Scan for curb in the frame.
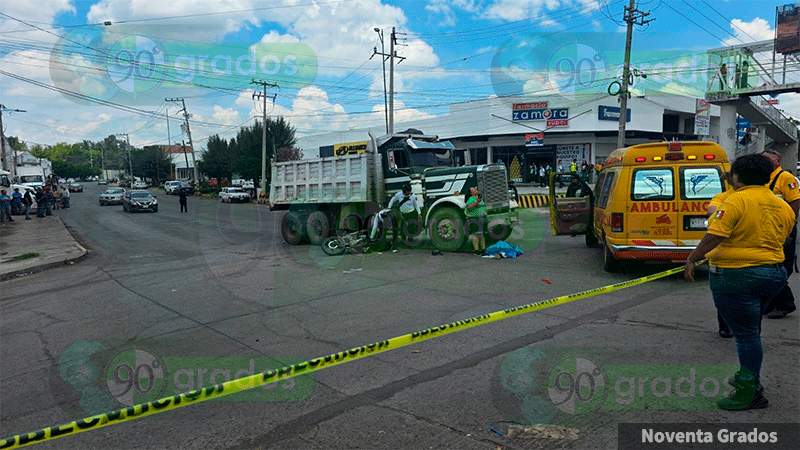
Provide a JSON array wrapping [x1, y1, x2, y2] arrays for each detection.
[[0, 216, 88, 282]]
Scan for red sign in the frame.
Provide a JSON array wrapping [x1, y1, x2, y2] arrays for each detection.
[[546, 119, 569, 128], [513, 102, 548, 110]]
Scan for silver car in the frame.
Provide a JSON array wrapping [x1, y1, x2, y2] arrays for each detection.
[[99, 187, 125, 206]]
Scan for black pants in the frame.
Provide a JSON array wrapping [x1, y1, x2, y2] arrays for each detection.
[[180, 201, 187, 212], [766, 224, 797, 314], [389, 210, 419, 247]]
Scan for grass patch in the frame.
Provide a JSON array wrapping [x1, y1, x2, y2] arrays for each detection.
[[11, 252, 40, 261]]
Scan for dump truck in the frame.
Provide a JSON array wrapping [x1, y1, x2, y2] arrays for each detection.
[[270, 130, 518, 252]]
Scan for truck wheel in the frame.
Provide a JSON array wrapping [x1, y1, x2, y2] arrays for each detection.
[[281, 212, 306, 245], [306, 211, 330, 245], [428, 207, 466, 252], [342, 213, 362, 232], [486, 218, 512, 242], [603, 242, 621, 273]]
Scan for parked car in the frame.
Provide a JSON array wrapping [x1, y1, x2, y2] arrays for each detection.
[[99, 188, 125, 206], [68, 182, 84, 193], [164, 180, 183, 194], [122, 190, 158, 213], [97, 179, 108, 185], [219, 187, 251, 203], [132, 180, 148, 189]]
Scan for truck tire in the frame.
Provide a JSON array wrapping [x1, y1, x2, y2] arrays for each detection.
[[341, 213, 362, 232], [486, 218, 512, 242], [428, 207, 466, 252], [306, 211, 330, 245], [281, 211, 306, 245]]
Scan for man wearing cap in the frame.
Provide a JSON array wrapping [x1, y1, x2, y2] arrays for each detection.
[[762, 149, 799, 319]]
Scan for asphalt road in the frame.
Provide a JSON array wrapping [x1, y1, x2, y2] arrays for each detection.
[[1, 183, 798, 449]]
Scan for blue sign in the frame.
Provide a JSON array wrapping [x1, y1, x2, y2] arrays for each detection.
[[598, 105, 631, 122]]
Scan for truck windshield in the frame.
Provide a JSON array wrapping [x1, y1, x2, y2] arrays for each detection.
[[20, 175, 43, 183], [409, 150, 452, 168]]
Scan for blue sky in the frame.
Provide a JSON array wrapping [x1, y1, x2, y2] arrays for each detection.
[[0, 0, 794, 148]]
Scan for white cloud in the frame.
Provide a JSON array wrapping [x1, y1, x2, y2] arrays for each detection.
[[425, 0, 481, 27], [723, 17, 774, 46], [485, 0, 599, 22]]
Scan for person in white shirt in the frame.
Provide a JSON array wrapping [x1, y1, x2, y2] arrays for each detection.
[[371, 184, 422, 251]]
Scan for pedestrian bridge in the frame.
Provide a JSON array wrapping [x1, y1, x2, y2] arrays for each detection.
[[706, 39, 799, 160]]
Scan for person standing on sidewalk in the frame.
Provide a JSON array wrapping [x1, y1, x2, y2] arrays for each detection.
[[538, 165, 546, 188], [61, 185, 71, 209], [684, 154, 795, 411], [178, 187, 188, 213], [22, 190, 33, 220], [43, 187, 54, 216], [0, 189, 13, 224], [761, 149, 799, 319], [11, 188, 23, 215]]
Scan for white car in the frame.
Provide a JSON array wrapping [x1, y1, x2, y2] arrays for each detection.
[[219, 187, 251, 203], [132, 180, 148, 189], [99, 187, 126, 206], [164, 180, 182, 194]]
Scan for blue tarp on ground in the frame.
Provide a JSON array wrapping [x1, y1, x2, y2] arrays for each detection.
[[484, 241, 524, 259]]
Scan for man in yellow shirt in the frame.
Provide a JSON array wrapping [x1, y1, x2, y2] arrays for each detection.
[[762, 149, 799, 318], [685, 154, 795, 411]]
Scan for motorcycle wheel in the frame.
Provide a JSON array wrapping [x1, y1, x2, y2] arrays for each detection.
[[321, 237, 347, 256]]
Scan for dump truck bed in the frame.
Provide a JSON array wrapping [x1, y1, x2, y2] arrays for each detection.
[[270, 154, 375, 205]]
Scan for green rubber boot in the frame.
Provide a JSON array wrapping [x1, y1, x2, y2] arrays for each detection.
[[717, 369, 769, 411]]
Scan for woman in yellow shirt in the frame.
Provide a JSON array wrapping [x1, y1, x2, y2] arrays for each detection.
[[685, 154, 795, 411]]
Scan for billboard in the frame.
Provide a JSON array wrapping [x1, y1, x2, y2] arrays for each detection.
[[777, 3, 800, 54]]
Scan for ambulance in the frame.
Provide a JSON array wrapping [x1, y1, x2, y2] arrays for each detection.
[[551, 141, 730, 272]]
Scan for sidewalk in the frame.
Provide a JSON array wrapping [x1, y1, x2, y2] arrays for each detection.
[[0, 213, 87, 281]]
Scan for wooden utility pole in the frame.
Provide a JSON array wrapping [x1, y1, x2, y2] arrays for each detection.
[[166, 98, 199, 184]]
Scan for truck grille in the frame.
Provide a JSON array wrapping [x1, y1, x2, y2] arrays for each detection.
[[478, 165, 509, 210]]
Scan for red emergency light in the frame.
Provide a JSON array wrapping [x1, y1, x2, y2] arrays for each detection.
[[668, 141, 682, 152]]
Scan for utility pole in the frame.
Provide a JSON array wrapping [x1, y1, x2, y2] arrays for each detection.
[[371, 28, 389, 134], [617, 0, 653, 149], [251, 79, 278, 195], [165, 97, 199, 184], [181, 140, 189, 180], [116, 133, 133, 181], [372, 27, 406, 134], [0, 104, 26, 177]]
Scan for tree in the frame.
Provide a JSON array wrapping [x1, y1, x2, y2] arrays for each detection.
[[230, 117, 296, 187], [134, 146, 172, 183], [276, 146, 303, 162], [198, 134, 233, 180]]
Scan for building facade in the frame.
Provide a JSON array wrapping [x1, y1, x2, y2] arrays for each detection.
[[296, 94, 722, 182]]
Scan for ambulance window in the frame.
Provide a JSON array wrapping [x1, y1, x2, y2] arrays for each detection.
[[681, 167, 723, 199], [597, 172, 616, 208], [631, 168, 674, 200]]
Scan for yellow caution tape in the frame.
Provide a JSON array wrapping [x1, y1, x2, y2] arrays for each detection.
[[1, 264, 686, 449]]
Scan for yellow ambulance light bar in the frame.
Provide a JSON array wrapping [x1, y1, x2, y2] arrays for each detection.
[[608, 141, 727, 166]]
